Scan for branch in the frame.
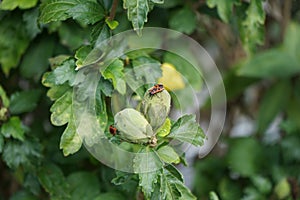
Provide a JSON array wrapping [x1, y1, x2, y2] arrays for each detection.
[[109, 0, 119, 21]]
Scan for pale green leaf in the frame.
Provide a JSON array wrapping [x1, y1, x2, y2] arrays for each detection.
[[167, 115, 205, 146], [169, 7, 196, 34], [105, 18, 119, 30], [95, 83, 108, 132], [47, 84, 71, 101], [123, 0, 149, 35], [209, 192, 220, 200], [133, 147, 163, 199], [0, 85, 10, 107], [257, 80, 291, 133], [206, 0, 237, 23], [101, 59, 126, 95], [0, 0, 38, 10], [50, 90, 72, 126], [157, 145, 180, 164], [1, 117, 25, 141], [9, 90, 42, 115], [60, 118, 82, 156], [151, 0, 164, 4], [66, 1, 105, 25]]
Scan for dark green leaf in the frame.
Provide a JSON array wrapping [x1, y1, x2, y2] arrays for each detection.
[[94, 192, 126, 200], [66, 1, 105, 25], [2, 139, 42, 169], [169, 7, 196, 34], [251, 176, 272, 194], [9, 89, 42, 115], [0, 13, 30, 76], [0, 134, 3, 153], [167, 115, 205, 146], [257, 80, 291, 133], [37, 163, 70, 199], [0, 0, 38, 10], [98, 77, 114, 97], [238, 50, 300, 78], [24, 174, 41, 196], [157, 145, 180, 164], [206, 0, 238, 23], [39, 0, 78, 23], [101, 59, 126, 95], [226, 138, 262, 177], [132, 56, 162, 83], [74, 45, 93, 70], [67, 172, 101, 200], [59, 118, 82, 156], [58, 22, 91, 50], [123, 0, 149, 35], [50, 90, 72, 126], [1, 116, 25, 141], [23, 8, 41, 39], [47, 84, 72, 101], [10, 190, 38, 200]]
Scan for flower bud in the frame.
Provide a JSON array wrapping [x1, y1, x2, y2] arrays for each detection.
[[114, 108, 153, 144], [141, 87, 171, 132]]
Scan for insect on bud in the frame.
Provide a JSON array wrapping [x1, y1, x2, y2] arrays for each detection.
[[114, 108, 154, 144], [141, 84, 171, 132]]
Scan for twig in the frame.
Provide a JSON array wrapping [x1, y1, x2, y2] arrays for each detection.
[[109, 0, 119, 21], [281, 0, 292, 40]]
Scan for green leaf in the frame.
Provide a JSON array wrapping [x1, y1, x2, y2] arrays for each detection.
[[167, 115, 205, 146], [238, 49, 300, 78], [283, 22, 300, 61], [37, 163, 70, 199], [105, 18, 119, 30], [151, 0, 164, 4], [206, 0, 238, 23], [0, 0, 38, 10], [1, 117, 25, 141], [101, 59, 126, 95], [239, 0, 265, 52], [251, 176, 272, 194], [209, 191, 220, 200], [2, 139, 42, 169], [133, 147, 163, 199], [0, 13, 30, 76], [169, 7, 196, 34], [123, 0, 149, 35], [132, 56, 162, 83], [67, 172, 101, 200], [75, 45, 93, 69], [164, 52, 202, 90], [39, 0, 77, 23], [157, 145, 180, 164], [47, 84, 71, 101], [156, 118, 171, 137], [94, 192, 126, 200], [23, 8, 42, 39], [227, 138, 262, 177], [66, 1, 105, 25], [58, 22, 91, 50], [0, 134, 4, 153], [60, 118, 82, 156], [9, 90, 42, 115], [0, 85, 9, 107], [50, 90, 72, 126], [257, 80, 291, 133], [95, 83, 108, 132], [160, 167, 196, 200], [9, 190, 38, 200], [274, 178, 291, 200]]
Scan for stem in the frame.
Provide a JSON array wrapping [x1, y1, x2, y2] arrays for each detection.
[[109, 0, 119, 21], [281, 0, 292, 40]]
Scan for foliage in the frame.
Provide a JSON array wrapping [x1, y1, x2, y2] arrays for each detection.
[[1, 0, 300, 199]]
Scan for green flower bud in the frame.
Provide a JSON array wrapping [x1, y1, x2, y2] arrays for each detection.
[[114, 108, 153, 144], [141, 88, 171, 132]]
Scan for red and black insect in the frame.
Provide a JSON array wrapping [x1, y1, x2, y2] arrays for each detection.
[[149, 83, 164, 96], [109, 125, 118, 136]]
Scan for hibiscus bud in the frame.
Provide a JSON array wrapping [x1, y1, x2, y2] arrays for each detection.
[[141, 84, 171, 132], [114, 108, 153, 144]]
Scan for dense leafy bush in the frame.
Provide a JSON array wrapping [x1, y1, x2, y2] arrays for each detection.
[[1, 0, 300, 199]]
